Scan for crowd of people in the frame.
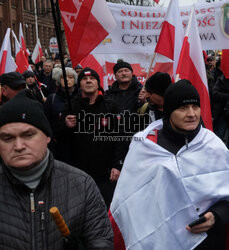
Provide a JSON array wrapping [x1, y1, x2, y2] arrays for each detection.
[[0, 51, 229, 249]]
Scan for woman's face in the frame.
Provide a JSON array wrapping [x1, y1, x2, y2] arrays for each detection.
[[60, 74, 75, 88]]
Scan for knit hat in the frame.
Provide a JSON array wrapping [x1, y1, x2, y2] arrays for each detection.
[[113, 61, 133, 74], [22, 70, 35, 79], [163, 79, 200, 117], [78, 67, 100, 87], [145, 72, 171, 96], [0, 72, 26, 90], [0, 91, 52, 137]]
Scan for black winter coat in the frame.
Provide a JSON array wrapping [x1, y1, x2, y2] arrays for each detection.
[[0, 154, 113, 250], [105, 76, 142, 114], [212, 75, 229, 120], [59, 95, 124, 182]]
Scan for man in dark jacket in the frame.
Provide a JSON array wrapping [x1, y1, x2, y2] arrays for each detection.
[[0, 91, 113, 249], [105, 60, 142, 113], [37, 60, 57, 95], [22, 70, 48, 103], [63, 68, 124, 208], [138, 72, 172, 130], [0, 72, 26, 104]]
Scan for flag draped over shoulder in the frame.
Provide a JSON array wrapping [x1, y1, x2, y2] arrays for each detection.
[[110, 119, 229, 250], [0, 28, 17, 74], [12, 30, 30, 74], [221, 49, 229, 79], [153, 0, 184, 79], [59, 0, 116, 68], [176, 7, 212, 131], [32, 39, 43, 64]]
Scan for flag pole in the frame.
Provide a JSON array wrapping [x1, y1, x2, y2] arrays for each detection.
[[50, 0, 72, 113], [145, 52, 156, 84]]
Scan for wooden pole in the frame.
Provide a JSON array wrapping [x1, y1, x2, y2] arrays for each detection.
[[145, 52, 156, 84]]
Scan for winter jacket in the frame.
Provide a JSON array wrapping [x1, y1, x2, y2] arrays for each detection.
[[59, 95, 124, 181], [44, 87, 78, 164], [38, 70, 57, 95], [0, 153, 113, 250], [105, 76, 142, 114], [212, 75, 229, 120]]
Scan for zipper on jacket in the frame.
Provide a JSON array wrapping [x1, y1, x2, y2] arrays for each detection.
[[30, 192, 36, 250], [39, 200, 47, 250]]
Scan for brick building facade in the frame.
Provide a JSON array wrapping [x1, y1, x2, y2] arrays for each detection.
[[0, 0, 61, 58]]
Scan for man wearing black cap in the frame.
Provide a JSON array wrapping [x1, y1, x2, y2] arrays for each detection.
[[0, 91, 113, 249], [62, 67, 124, 208], [138, 72, 171, 129], [0, 71, 26, 104], [22, 70, 47, 103], [111, 80, 229, 250], [105, 59, 142, 113]]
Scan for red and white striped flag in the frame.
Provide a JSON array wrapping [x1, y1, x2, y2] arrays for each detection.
[[31, 39, 43, 64], [12, 30, 31, 74], [153, 0, 184, 80], [59, 0, 116, 68], [0, 28, 17, 74], [19, 23, 30, 58], [176, 7, 212, 130]]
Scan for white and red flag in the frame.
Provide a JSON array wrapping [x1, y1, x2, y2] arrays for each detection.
[[0, 28, 17, 74], [59, 0, 116, 68], [31, 39, 43, 64], [12, 30, 31, 74], [152, 0, 184, 80], [19, 23, 30, 58], [176, 7, 212, 130]]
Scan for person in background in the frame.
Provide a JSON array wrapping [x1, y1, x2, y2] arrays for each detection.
[[0, 72, 26, 104], [138, 72, 172, 130], [22, 70, 47, 103], [105, 59, 142, 114], [38, 60, 57, 95], [62, 67, 124, 208], [74, 64, 83, 75], [44, 67, 78, 164]]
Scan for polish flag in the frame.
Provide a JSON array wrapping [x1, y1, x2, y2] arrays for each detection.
[[80, 54, 106, 90], [19, 23, 30, 58], [0, 28, 17, 74], [153, 0, 184, 80], [221, 49, 229, 79], [31, 39, 43, 64], [176, 7, 212, 130], [12, 30, 31, 74], [59, 0, 116, 68]]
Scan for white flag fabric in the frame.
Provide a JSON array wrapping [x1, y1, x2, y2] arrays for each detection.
[[110, 119, 229, 250], [0, 28, 17, 74]]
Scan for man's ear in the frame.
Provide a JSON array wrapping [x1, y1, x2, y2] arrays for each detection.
[[47, 137, 51, 144]]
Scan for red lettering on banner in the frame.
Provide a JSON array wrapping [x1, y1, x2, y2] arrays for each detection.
[[121, 10, 126, 16], [181, 11, 190, 16], [122, 21, 125, 29], [208, 7, 215, 13], [128, 11, 138, 17]]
